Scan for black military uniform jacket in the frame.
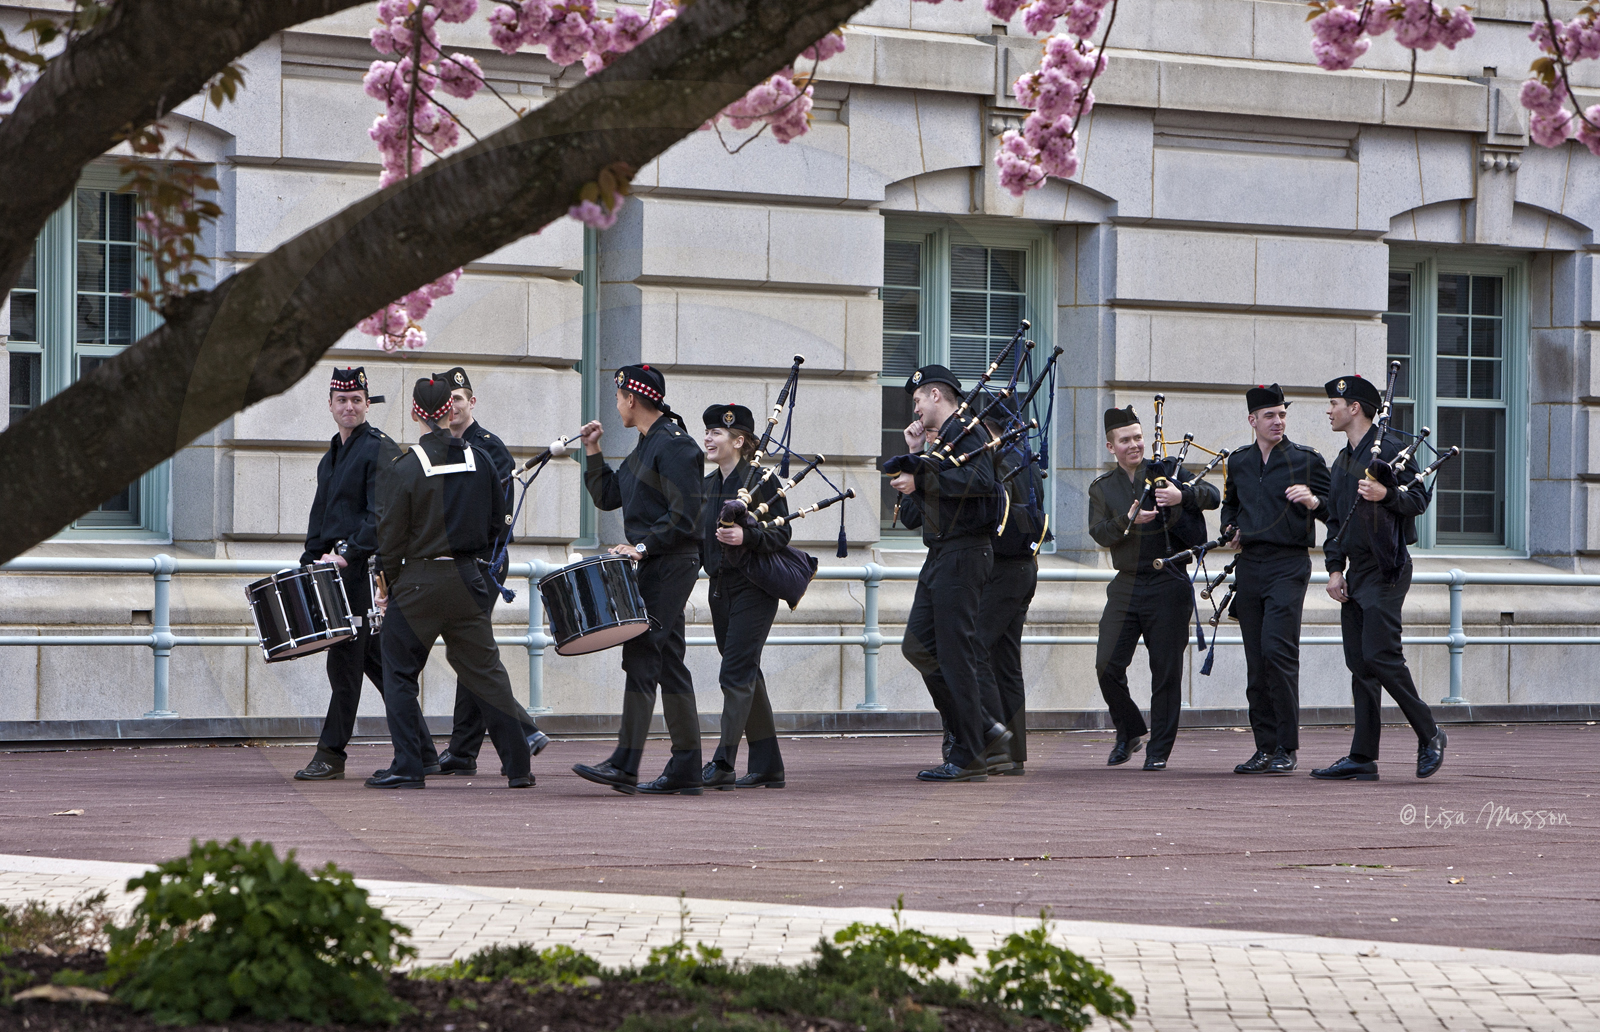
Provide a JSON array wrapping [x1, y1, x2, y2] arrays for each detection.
[[461, 419, 514, 560], [1324, 424, 1431, 573], [301, 422, 400, 566], [1220, 437, 1333, 560], [375, 431, 509, 587], [897, 413, 999, 548], [1088, 464, 1220, 576], [585, 416, 703, 556], [701, 461, 791, 579]]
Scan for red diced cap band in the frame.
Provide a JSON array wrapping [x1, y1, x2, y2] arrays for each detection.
[[620, 377, 662, 402]]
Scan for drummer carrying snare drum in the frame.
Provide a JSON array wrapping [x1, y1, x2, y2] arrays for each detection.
[[572, 365, 706, 796], [293, 368, 441, 782]]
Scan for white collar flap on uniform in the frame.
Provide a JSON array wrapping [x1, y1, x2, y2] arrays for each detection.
[[411, 441, 477, 477]]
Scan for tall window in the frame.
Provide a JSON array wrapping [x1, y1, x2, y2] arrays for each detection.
[[1386, 257, 1525, 550], [6, 177, 169, 538], [878, 220, 1054, 538]]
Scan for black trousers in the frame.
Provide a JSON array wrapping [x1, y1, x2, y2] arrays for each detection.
[[444, 589, 542, 765], [1233, 552, 1311, 754], [978, 556, 1037, 763], [609, 553, 702, 779], [380, 560, 534, 780], [708, 570, 783, 776], [1095, 572, 1189, 760], [1342, 560, 1438, 759], [313, 562, 440, 769], [903, 540, 993, 769]]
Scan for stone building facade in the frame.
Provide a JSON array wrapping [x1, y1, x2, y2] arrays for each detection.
[[3, 0, 1598, 728]]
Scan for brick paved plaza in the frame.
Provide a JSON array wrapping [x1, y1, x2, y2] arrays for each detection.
[[2, 725, 1597, 1030]]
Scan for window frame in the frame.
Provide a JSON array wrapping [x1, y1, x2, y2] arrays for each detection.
[[1387, 251, 1528, 556], [879, 216, 1057, 550], [9, 166, 171, 541]]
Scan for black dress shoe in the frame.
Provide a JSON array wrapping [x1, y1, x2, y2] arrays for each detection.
[[294, 759, 343, 781], [637, 772, 704, 796], [1233, 750, 1271, 774], [701, 762, 737, 791], [1310, 756, 1379, 781], [572, 760, 638, 795], [507, 775, 535, 789], [1416, 729, 1447, 779], [983, 737, 1017, 775], [1107, 736, 1143, 766], [383, 763, 443, 778], [1266, 749, 1298, 775], [528, 730, 551, 756], [916, 761, 988, 783], [734, 770, 786, 789], [1142, 756, 1167, 771], [996, 763, 1025, 776], [364, 773, 425, 789], [435, 751, 478, 776]]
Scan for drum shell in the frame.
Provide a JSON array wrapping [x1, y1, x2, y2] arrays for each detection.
[[537, 555, 649, 656], [246, 563, 357, 663]]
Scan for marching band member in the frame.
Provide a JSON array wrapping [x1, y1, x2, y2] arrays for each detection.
[[573, 365, 706, 796], [1088, 406, 1220, 771], [1313, 375, 1447, 781], [888, 365, 1003, 783], [367, 377, 537, 789], [292, 368, 438, 782], [430, 367, 551, 778], [699, 403, 788, 790], [976, 397, 1046, 775], [1220, 384, 1331, 777]]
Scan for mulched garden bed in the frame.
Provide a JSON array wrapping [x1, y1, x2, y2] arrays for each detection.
[[0, 953, 1055, 1032]]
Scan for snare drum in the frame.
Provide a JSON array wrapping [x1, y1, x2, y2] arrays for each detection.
[[246, 562, 357, 663], [537, 554, 649, 656]]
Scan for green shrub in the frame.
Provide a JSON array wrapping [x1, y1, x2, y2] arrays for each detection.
[[105, 838, 414, 1025], [825, 896, 974, 1000], [0, 962, 31, 1004], [416, 943, 601, 986], [970, 912, 1136, 1031], [0, 892, 110, 956]]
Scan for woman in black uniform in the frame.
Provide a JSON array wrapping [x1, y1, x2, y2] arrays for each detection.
[[700, 404, 789, 789]]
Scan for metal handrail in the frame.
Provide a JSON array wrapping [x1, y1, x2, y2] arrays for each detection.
[[2, 555, 1596, 716]]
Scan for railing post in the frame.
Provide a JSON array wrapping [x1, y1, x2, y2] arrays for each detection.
[[857, 563, 886, 711], [145, 554, 178, 718], [1441, 567, 1467, 705], [526, 563, 551, 714]]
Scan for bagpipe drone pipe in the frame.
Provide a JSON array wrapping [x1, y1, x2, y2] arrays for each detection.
[[720, 355, 855, 607], [882, 321, 1063, 553], [1136, 392, 1237, 675]]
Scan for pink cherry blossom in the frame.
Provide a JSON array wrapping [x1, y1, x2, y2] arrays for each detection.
[[568, 199, 619, 229]]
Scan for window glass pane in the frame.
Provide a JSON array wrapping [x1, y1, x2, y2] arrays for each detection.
[[8, 246, 38, 343], [9, 352, 41, 423], [76, 189, 103, 241], [950, 245, 986, 290], [880, 385, 916, 532], [881, 240, 921, 379], [78, 350, 140, 518], [1384, 271, 1413, 433], [1434, 406, 1504, 544], [947, 245, 1027, 383]]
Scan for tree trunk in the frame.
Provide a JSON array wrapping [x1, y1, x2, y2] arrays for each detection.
[[0, 0, 375, 300], [0, 0, 874, 563]]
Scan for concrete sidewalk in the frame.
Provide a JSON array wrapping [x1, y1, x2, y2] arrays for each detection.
[[2, 852, 1596, 1032]]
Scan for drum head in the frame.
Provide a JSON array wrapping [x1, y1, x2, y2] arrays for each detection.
[[553, 620, 650, 656]]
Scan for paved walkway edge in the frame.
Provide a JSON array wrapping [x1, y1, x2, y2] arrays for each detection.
[[3, 852, 1594, 977]]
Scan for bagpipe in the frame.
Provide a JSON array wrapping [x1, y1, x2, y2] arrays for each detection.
[[1135, 392, 1234, 675], [717, 355, 851, 608], [1327, 360, 1460, 583], [882, 320, 1062, 555]]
